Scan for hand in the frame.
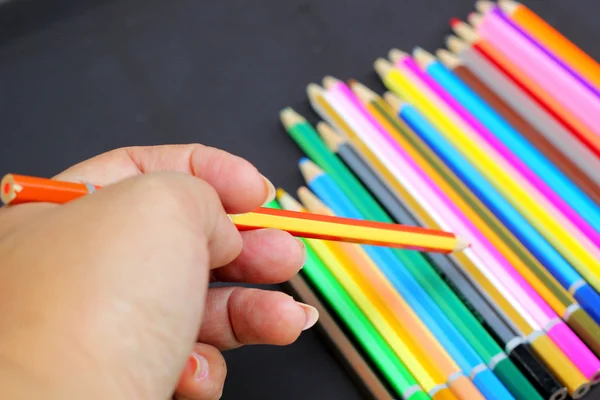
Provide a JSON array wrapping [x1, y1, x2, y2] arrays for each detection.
[[0, 144, 317, 400]]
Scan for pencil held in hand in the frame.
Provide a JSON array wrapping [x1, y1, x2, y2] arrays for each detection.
[[0, 173, 469, 253]]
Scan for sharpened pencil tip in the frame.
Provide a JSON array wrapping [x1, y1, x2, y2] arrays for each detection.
[[383, 92, 404, 111], [277, 189, 304, 212], [279, 107, 305, 128], [322, 76, 341, 89], [450, 17, 461, 28], [275, 188, 287, 200], [498, 0, 519, 14], [374, 58, 393, 78], [299, 158, 325, 183], [297, 186, 331, 215], [317, 122, 346, 152], [468, 12, 483, 27], [475, 0, 495, 14], [454, 236, 471, 252], [412, 47, 436, 68], [388, 48, 409, 64]]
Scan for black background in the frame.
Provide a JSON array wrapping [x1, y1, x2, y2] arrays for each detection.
[[1, 1, 599, 399]]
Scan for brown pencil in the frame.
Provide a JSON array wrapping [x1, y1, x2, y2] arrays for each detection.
[[433, 49, 600, 206], [285, 273, 395, 400]]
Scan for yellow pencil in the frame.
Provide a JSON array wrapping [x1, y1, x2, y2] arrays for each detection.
[[306, 83, 590, 397], [277, 189, 458, 400], [374, 57, 600, 292]]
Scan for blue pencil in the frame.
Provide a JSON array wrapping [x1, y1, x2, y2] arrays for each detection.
[[397, 102, 600, 325], [299, 158, 514, 400], [415, 50, 600, 237]]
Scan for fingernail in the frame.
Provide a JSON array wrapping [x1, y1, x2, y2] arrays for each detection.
[[297, 302, 319, 330], [190, 353, 209, 381], [262, 175, 276, 205], [296, 238, 307, 269]]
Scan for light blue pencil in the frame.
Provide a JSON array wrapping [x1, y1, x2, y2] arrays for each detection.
[[300, 158, 514, 400], [397, 102, 600, 325]]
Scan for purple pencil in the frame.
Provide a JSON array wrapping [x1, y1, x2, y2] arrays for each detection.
[[477, 2, 600, 99], [391, 53, 600, 256], [390, 56, 600, 381]]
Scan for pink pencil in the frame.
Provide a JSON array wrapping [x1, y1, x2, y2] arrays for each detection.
[[327, 79, 600, 380], [475, 8, 600, 137], [394, 55, 600, 257]]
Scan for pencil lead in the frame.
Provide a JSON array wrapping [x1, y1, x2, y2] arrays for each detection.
[[498, 0, 519, 14], [454, 235, 471, 252], [435, 49, 463, 69], [446, 35, 469, 54], [374, 58, 394, 79], [322, 76, 342, 89], [383, 92, 404, 112], [451, 19, 478, 43], [475, 0, 495, 14], [306, 83, 325, 104], [350, 80, 379, 104], [276, 188, 305, 212], [279, 107, 306, 129], [299, 158, 325, 183], [413, 47, 436, 68], [317, 122, 346, 153], [297, 186, 332, 215], [388, 48, 409, 64], [450, 17, 461, 28], [468, 12, 483, 27]]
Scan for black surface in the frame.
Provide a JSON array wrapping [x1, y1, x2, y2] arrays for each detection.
[[2, 1, 600, 399]]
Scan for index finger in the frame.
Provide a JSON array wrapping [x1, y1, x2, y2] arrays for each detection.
[[54, 144, 275, 214]]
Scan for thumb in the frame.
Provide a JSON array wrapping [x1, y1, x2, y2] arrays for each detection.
[[0, 171, 240, 399]]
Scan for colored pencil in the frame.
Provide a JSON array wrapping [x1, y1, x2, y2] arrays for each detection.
[[389, 51, 600, 259], [472, 6, 600, 137], [346, 68, 600, 384], [302, 83, 519, 393], [498, 0, 600, 93], [296, 186, 484, 400], [0, 173, 465, 254], [413, 47, 600, 239], [444, 37, 600, 327], [271, 195, 428, 400], [475, 1, 600, 101], [433, 49, 600, 351], [433, 49, 600, 207], [284, 272, 396, 400], [445, 36, 600, 188], [381, 86, 600, 359], [375, 56, 600, 296], [386, 97, 590, 398], [308, 81, 552, 400], [280, 189, 457, 400], [300, 158, 513, 400], [319, 120, 565, 400], [450, 19, 600, 158]]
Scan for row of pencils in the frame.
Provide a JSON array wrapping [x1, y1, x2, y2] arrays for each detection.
[[268, 1, 600, 400]]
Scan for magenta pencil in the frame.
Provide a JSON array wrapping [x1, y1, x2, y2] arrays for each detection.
[[381, 64, 600, 381], [476, 7, 600, 137], [492, 4, 600, 99], [395, 55, 600, 255]]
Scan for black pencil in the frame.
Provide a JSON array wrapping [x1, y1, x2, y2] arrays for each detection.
[[317, 119, 566, 400]]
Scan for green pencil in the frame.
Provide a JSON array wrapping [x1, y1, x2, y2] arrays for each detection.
[[265, 198, 428, 400], [280, 103, 536, 399]]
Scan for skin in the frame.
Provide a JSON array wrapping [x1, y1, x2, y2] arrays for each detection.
[[0, 144, 317, 400]]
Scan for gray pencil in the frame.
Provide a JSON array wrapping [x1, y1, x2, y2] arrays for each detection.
[[317, 121, 566, 400], [449, 37, 600, 185]]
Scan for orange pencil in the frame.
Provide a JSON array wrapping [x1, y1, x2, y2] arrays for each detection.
[[499, 0, 600, 92], [0, 173, 467, 253], [450, 20, 600, 158]]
